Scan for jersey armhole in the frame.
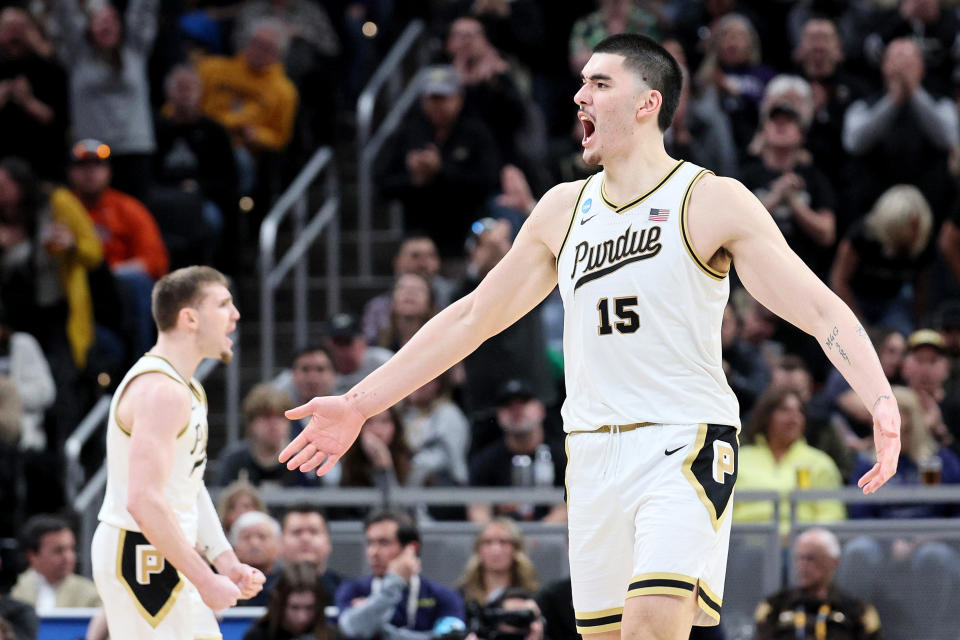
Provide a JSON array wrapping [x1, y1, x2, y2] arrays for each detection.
[[556, 176, 593, 268], [679, 169, 728, 281], [113, 370, 192, 438]]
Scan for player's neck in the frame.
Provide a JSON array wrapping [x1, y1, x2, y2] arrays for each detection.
[[150, 334, 203, 381], [600, 141, 676, 205]]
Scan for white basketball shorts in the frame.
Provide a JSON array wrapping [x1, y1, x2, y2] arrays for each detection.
[[564, 422, 738, 633], [91, 522, 222, 640]]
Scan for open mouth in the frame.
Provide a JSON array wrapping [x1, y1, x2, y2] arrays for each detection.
[[579, 112, 596, 146]]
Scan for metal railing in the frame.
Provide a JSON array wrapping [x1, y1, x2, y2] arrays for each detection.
[[259, 146, 340, 380], [356, 19, 430, 279], [69, 355, 233, 575]]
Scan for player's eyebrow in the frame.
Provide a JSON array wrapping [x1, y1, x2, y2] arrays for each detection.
[[582, 73, 614, 83]]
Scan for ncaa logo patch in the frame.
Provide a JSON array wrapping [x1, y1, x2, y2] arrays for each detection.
[[581, 198, 593, 213]]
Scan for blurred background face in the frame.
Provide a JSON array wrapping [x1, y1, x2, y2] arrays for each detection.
[[477, 522, 515, 572], [283, 590, 316, 635], [29, 529, 77, 584], [235, 522, 280, 572], [0, 9, 31, 57], [766, 393, 805, 445], [499, 598, 544, 640], [762, 111, 804, 149], [365, 520, 402, 577], [68, 162, 111, 199], [422, 93, 463, 130], [282, 512, 332, 566], [327, 335, 365, 375], [90, 5, 122, 50], [771, 368, 813, 404], [718, 20, 752, 66], [363, 411, 395, 445], [497, 398, 545, 435], [796, 19, 842, 79], [409, 377, 442, 407], [446, 17, 485, 60], [244, 26, 283, 71], [249, 413, 289, 452], [793, 535, 837, 592], [902, 347, 949, 390], [879, 332, 907, 380], [395, 238, 440, 279], [392, 274, 431, 317], [166, 68, 204, 112], [0, 168, 23, 215], [224, 493, 259, 533], [291, 350, 336, 400], [882, 39, 923, 80]]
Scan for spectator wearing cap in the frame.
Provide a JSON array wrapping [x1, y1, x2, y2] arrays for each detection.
[[901, 328, 960, 456], [0, 7, 69, 181], [843, 37, 958, 219], [468, 379, 566, 524], [51, 0, 160, 200], [153, 64, 237, 268], [67, 138, 169, 360], [196, 18, 298, 198], [830, 184, 935, 337], [231, 510, 283, 606], [377, 64, 500, 258], [361, 235, 455, 344], [324, 313, 393, 395], [217, 383, 315, 488], [741, 75, 837, 279]]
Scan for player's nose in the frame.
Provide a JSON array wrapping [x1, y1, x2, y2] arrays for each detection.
[[574, 84, 590, 106]]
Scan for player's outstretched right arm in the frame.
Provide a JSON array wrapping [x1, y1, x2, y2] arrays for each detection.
[[124, 374, 241, 610], [282, 181, 583, 475]]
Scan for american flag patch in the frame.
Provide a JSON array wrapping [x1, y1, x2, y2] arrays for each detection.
[[649, 208, 670, 221]]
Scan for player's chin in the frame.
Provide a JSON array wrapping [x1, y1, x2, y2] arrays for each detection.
[[219, 348, 233, 364], [581, 148, 601, 167]]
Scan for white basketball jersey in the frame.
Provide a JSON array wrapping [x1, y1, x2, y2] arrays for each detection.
[[98, 354, 210, 544], [556, 161, 740, 431]]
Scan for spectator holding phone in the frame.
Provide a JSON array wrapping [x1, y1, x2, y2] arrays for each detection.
[[335, 510, 465, 640]]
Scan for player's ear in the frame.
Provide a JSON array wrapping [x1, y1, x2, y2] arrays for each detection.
[[636, 89, 662, 123], [179, 306, 199, 330]]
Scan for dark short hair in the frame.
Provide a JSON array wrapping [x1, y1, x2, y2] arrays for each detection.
[[21, 515, 71, 554], [593, 33, 683, 131], [364, 509, 419, 546], [492, 587, 537, 608], [282, 503, 328, 530], [291, 345, 335, 368]]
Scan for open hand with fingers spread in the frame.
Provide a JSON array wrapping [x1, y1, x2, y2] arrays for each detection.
[[280, 395, 366, 475], [857, 394, 901, 494]]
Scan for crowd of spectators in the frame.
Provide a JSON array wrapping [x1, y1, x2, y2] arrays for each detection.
[[6, 0, 960, 638]]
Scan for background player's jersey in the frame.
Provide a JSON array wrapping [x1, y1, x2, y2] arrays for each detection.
[[98, 354, 209, 544], [556, 161, 740, 431]]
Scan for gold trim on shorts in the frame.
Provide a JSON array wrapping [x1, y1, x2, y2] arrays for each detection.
[[625, 572, 723, 622], [575, 606, 624, 635], [568, 422, 655, 435]]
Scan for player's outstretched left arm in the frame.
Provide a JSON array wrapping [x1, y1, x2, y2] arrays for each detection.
[[691, 175, 900, 493]]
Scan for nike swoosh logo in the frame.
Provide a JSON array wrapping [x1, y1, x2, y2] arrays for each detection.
[[664, 446, 686, 456], [580, 214, 597, 225]]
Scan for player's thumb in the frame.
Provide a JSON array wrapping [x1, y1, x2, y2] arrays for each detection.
[[284, 401, 312, 420]]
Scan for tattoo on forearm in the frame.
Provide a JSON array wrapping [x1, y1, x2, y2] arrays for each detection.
[[856, 324, 866, 338], [873, 394, 891, 410], [825, 325, 839, 350], [837, 345, 851, 365]]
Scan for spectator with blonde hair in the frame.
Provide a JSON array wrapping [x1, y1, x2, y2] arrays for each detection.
[[830, 184, 935, 335], [217, 383, 313, 487], [216, 478, 266, 535], [457, 518, 539, 607]]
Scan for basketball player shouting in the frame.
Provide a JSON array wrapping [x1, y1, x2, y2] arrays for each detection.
[[92, 266, 264, 638], [281, 35, 899, 640]]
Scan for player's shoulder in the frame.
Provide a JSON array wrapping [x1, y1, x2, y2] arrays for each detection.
[[689, 172, 767, 234], [124, 371, 191, 409], [536, 179, 589, 213], [691, 173, 752, 204]]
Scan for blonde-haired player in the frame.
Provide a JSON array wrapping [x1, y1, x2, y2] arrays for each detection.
[[92, 265, 264, 639], [282, 34, 900, 640]]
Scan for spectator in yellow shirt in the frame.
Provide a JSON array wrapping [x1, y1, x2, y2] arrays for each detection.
[[734, 387, 846, 536], [196, 18, 298, 197]]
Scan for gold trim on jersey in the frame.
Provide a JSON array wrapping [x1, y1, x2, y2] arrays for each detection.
[[600, 160, 685, 214], [575, 606, 624, 634], [116, 529, 184, 627], [679, 169, 727, 280], [112, 369, 191, 437], [144, 353, 205, 404], [568, 422, 654, 435], [681, 424, 731, 532], [556, 176, 593, 267]]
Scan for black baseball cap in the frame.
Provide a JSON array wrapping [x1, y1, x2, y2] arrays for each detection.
[[326, 313, 362, 339], [497, 378, 536, 406]]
